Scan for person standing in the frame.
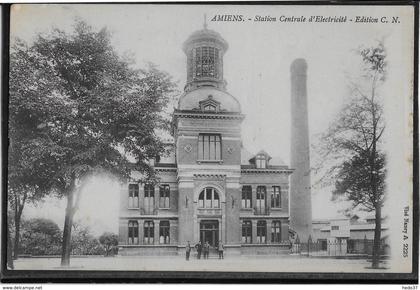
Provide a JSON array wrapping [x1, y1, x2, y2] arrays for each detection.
[[203, 241, 210, 259], [185, 241, 191, 261], [195, 241, 202, 259], [218, 240, 224, 259]]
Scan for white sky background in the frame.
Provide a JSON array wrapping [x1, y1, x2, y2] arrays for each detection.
[[10, 3, 413, 254]]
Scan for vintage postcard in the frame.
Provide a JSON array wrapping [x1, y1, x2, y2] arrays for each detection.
[[2, 2, 417, 282]]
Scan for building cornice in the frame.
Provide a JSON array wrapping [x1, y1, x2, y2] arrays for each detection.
[[241, 168, 294, 174], [173, 110, 245, 120]]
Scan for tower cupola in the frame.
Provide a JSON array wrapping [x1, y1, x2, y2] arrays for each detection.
[[183, 22, 228, 92]]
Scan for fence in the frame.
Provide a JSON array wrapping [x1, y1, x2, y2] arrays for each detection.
[[291, 237, 389, 256]]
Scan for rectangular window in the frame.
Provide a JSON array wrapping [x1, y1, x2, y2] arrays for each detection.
[[242, 220, 252, 244], [256, 186, 266, 214], [271, 186, 281, 208], [256, 220, 267, 243], [271, 221, 281, 243], [256, 154, 267, 168], [144, 221, 154, 244], [198, 134, 221, 161], [128, 221, 138, 245], [159, 185, 170, 208], [242, 186, 252, 208], [128, 184, 139, 208], [331, 225, 339, 230], [159, 221, 170, 244], [144, 184, 155, 214]]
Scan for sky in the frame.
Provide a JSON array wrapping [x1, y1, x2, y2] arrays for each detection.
[[10, 3, 414, 249]]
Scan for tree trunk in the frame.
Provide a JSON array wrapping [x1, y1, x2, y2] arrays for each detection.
[[13, 215, 21, 260], [7, 224, 14, 270], [61, 189, 75, 266], [372, 203, 382, 268]]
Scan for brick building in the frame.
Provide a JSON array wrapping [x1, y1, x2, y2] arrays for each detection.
[[118, 25, 293, 256]]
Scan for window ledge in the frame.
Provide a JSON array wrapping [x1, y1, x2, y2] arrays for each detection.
[[241, 208, 253, 211], [271, 208, 283, 210], [197, 160, 223, 164], [127, 207, 140, 210], [158, 208, 171, 210]]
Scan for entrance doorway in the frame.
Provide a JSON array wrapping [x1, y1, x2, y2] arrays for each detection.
[[200, 220, 219, 247]]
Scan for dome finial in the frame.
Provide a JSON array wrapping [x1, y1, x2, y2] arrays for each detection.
[[203, 13, 208, 29]]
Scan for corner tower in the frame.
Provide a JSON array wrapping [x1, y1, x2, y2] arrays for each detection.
[[290, 58, 313, 241]]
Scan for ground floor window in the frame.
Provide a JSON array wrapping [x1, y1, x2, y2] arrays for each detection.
[[256, 220, 266, 243], [159, 221, 170, 244], [242, 220, 252, 243], [128, 220, 138, 245], [144, 221, 154, 244], [271, 220, 281, 243]]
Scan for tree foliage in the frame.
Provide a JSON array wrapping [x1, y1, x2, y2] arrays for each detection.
[[71, 222, 104, 256], [19, 218, 62, 256], [98, 232, 119, 256], [9, 19, 177, 266]]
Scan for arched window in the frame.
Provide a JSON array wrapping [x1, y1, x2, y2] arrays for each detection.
[[198, 187, 220, 208], [257, 220, 267, 243], [271, 220, 281, 243], [128, 220, 138, 245]]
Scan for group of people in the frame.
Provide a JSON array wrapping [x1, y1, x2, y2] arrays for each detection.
[[185, 240, 224, 260]]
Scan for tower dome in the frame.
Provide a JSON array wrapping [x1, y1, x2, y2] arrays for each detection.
[[182, 24, 228, 92]]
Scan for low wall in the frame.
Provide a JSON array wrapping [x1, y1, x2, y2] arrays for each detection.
[[241, 244, 290, 255], [119, 245, 178, 256]]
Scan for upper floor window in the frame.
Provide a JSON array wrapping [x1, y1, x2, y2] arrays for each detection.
[[331, 225, 339, 230], [195, 46, 219, 78], [256, 186, 266, 214], [198, 134, 221, 161], [144, 184, 155, 214], [159, 185, 170, 209], [128, 184, 139, 208], [128, 220, 138, 245], [256, 154, 267, 168], [271, 186, 281, 208], [242, 186, 252, 209], [198, 187, 220, 208]]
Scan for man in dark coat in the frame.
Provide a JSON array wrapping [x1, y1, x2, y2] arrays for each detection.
[[203, 241, 210, 259], [218, 240, 224, 259], [186, 241, 191, 261], [195, 241, 202, 259]]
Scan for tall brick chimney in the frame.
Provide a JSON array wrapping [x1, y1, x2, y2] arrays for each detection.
[[290, 58, 313, 241]]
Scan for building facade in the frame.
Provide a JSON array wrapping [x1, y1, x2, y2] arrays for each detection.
[[118, 25, 293, 256]]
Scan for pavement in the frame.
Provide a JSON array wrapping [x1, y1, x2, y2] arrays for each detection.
[[12, 255, 391, 273]]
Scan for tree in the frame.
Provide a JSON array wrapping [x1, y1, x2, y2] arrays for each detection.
[[8, 36, 63, 260], [9, 20, 177, 266], [317, 42, 386, 268], [99, 232, 119, 256], [19, 218, 62, 256]]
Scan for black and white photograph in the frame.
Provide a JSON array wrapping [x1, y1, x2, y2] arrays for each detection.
[[2, 2, 417, 282]]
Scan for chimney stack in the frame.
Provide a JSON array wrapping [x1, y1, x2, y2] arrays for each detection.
[[290, 58, 313, 241]]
